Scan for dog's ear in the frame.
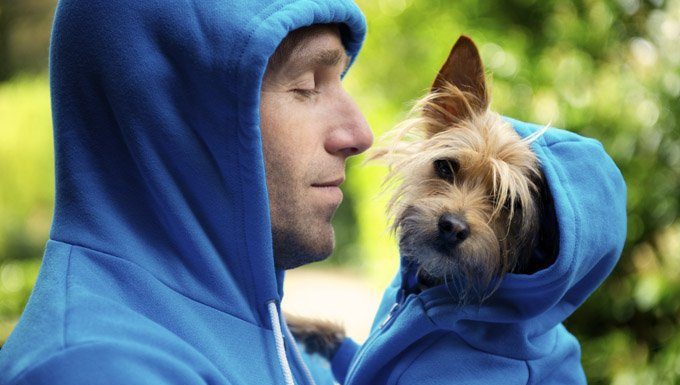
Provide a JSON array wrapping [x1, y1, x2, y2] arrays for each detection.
[[424, 36, 488, 131]]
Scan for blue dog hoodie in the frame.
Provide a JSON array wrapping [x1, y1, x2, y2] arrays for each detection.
[[0, 1, 365, 384], [332, 119, 627, 385]]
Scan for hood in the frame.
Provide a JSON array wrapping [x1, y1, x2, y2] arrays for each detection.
[[49, 0, 366, 328], [395, 118, 627, 360]]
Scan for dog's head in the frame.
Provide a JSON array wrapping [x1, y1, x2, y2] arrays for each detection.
[[373, 36, 550, 301]]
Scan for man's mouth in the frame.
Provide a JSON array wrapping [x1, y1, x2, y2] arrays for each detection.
[[311, 177, 344, 188], [311, 177, 344, 204]]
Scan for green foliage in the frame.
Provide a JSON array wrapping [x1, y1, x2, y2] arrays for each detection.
[[1, 0, 679, 383], [0, 75, 51, 343], [0, 259, 41, 343], [0, 75, 53, 262], [0, 0, 56, 81]]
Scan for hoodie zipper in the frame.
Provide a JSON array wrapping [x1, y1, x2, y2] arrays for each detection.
[[378, 302, 400, 329], [345, 291, 412, 384]]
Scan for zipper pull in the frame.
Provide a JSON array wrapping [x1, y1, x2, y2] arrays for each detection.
[[379, 302, 400, 329]]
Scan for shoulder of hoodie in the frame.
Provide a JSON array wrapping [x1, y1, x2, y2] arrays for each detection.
[[4, 341, 222, 385], [505, 117, 615, 160], [505, 116, 625, 205], [2, 289, 229, 385], [2, 281, 225, 385], [504, 117, 599, 147]]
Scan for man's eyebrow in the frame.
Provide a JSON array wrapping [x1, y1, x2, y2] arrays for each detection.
[[313, 48, 348, 68], [286, 48, 349, 77]]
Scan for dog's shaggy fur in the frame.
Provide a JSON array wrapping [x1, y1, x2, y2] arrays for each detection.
[[371, 54, 548, 301]]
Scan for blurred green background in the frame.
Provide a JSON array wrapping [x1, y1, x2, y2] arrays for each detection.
[[1, 0, 679, 383]]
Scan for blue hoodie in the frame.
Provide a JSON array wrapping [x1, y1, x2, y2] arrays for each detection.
[[332, 118, 627, 385], [0, 1, 365, 384]]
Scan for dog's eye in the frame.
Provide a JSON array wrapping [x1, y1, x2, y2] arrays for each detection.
[[503, 198, 522, 212], [433, 159, 459, 182]]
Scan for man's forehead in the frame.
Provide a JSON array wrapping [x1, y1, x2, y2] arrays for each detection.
[[286, 45, 349, 75], [267, 24, 350, 77], [285, 26, 348, 67]]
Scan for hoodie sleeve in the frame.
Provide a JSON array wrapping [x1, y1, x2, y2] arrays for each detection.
[[9, 343, 208, 385]]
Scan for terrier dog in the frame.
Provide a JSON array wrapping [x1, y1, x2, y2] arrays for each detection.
[[289, 35, 555, 357], [372, 35, 554, 300]]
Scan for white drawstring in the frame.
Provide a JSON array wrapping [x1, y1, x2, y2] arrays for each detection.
[[268, 301, 296, 385], [281, 313, 317, 385]]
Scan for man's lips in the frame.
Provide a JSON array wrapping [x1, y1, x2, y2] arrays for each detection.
[[311, 177, 345, 188], [311, 177, 345, 205]]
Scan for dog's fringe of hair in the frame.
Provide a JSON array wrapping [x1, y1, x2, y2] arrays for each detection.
[[366, 83, 480, 163]]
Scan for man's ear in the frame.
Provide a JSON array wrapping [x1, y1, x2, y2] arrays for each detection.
[[424, 36, 488, 129]]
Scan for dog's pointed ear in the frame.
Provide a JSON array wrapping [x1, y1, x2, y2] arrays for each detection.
[[424, 36, 488, 130]]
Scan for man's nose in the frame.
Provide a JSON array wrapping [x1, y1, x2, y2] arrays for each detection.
[[325, 91, 373, 158]]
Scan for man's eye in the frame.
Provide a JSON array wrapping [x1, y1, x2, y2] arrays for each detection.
[[292, 88, 320, 99], [433, 159, 459, 182]]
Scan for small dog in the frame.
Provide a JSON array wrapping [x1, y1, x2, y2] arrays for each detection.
[[289, 35, 555, 357], [372, 35, 554, 301]]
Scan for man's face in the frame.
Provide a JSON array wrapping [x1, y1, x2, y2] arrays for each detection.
[[260, 25, 372, 270]]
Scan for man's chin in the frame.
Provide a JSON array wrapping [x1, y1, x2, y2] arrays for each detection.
[[289, 251, 331, 270], [274, 249, 332, 270], [272, 229, 335, 270]]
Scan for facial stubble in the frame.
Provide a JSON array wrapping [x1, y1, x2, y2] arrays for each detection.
[[265, 149, 338, 270]]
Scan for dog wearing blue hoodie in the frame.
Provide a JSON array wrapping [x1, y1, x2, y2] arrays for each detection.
[[321, 36, 627, 385], [372, 36, 554, 301]]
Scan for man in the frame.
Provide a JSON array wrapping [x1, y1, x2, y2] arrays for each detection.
[[0, 0, 370, 384], [261, 24, 372, 270]]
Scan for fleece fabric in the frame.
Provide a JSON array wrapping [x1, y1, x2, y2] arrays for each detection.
[[0, 1, 365, 384], [332, 118, 627, 385]]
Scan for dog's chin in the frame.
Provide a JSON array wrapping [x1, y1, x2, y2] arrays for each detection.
[[399, 235, 504, 302], [399, 240, 463, 286]]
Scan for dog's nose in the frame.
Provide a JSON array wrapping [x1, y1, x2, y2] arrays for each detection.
[[438, 214, 470, 246]]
